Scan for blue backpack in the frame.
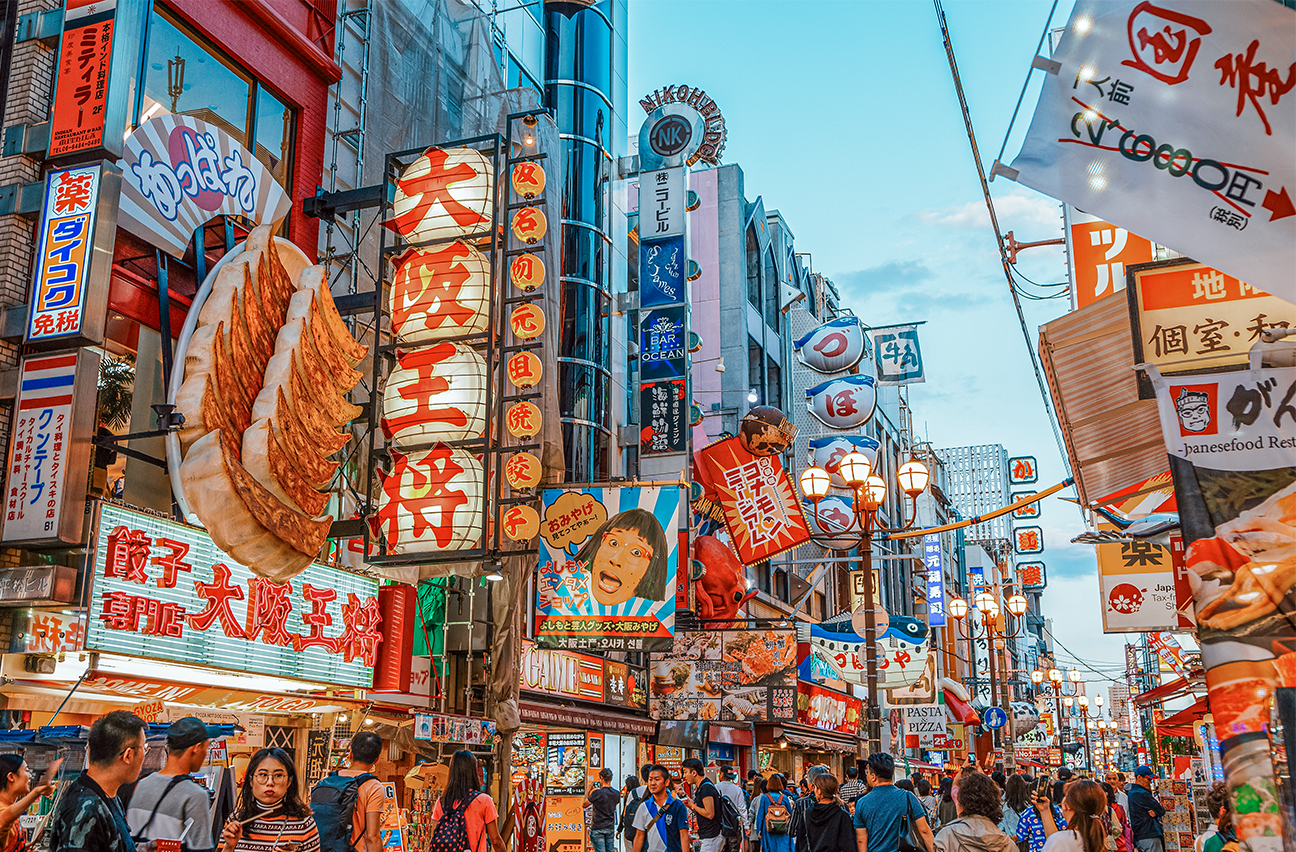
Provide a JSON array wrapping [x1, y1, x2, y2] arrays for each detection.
[[311, 771, 378, 852]]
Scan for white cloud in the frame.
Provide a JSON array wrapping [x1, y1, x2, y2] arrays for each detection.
[[920, 190, 1063, 232]]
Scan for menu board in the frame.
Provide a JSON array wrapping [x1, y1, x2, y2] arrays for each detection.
[[1157, 780, 1197, 852], [545, 732, 587, 795], [649, 629, 797, 722]]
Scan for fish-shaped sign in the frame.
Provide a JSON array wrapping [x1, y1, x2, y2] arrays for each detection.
[[805, 375, 877, 430], [794, 317, 868, 374], [797, 610, 930, 689], [808, 436, 881, 488]]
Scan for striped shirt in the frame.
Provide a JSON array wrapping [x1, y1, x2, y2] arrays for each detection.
[[234, 812, 320, 852]]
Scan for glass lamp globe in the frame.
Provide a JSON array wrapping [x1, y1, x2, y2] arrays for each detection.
[[897, 459, 930, 497], [837, 451, 872, 487], [799, 466, 831, 501], [1031, 670, 1045, 684], [862, 476, 887, 508], [1007, 594, 1028, 615], [949, 597, 968, 619], [974, 590, 995, 612], [1069, 669, 1083, 683], [1047, 668, 1062, 684]]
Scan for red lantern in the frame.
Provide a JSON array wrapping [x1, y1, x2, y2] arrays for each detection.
[[511, 162, 546, 199], [390, 242, 490, 342], [502, 504, 540, 542], [389, 147, 494, 242], [507, 352, 542, 389], [374, 446, 483, 553], [382, 343, 487, 446], [504, 452, 542, 490], [505, 401, 542, 438], [510, 304, 545, 341]]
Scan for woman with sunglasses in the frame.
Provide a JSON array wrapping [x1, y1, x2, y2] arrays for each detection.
[[220, 748, 319, 852]]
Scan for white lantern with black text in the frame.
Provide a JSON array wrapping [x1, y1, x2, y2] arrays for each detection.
[[389, 147, 495, 242], [375, 446, 484, 553], [381, 343, 487, 446]]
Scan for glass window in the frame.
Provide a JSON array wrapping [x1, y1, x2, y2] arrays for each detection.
[[763, 248, 779, 326], [142, 11, 251, 143], [254, 86, 292, 184], [767, 358, 781, 410], [748, 342, 763, 403], [746, 229, 761, 311]]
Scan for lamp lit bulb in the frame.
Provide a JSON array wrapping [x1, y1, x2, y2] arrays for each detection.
[[524, 135, 535, 146]]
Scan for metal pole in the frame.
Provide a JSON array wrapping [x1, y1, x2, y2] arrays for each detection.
[[862, 537, 880, 756], [985, 620, 998, 766]]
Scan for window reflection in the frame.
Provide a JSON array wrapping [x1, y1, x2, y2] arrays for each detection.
[[254, 87, 292, 184], [142, 11, 250, 143]]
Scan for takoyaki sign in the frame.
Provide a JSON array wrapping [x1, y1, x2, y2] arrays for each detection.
[[534, 485, 682, 652]]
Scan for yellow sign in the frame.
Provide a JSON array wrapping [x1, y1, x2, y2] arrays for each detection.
[[540, 491, 607, 551], [503, 505, 540, 542], [510, 253, 545, 292], [504, 452, 543, 490], [511, 162, 546, 199], [511, 207, 547, 244], [510, 304, 545, 340], [133, 700, 165, 722]]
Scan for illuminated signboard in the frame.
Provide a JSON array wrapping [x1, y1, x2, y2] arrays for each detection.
[[1019, 561, 1047, 591], [1012, 492, 1040, 519], [797, 681, 861, 735], [85, 503, 380, 688], [1014, 526, 1044, 555], [923, 534, 945, 627], [520, 639, 604, 701], [27, 164, 120, 346], [1008, 456, 1038, 485]]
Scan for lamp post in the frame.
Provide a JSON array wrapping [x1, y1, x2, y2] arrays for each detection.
[[1031, 666, 1080, 753], [798, 451, 931, 756], [949, 587, 1028, 771]]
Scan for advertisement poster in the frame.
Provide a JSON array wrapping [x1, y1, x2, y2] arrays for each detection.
[[693, 437, 810, 565], [543, 797, 585, 852], [535, 485, 681, 651], [1098, 533, 1195, 632], [649, 629, 797, 723], [1066, 207, 1156, 309], [545, 732, 587, 796], [1150, 364, 1295, 852], [797, 681, 862, 735]]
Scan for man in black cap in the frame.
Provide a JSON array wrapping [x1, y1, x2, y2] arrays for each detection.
[[1050, 767, 1073, 808], [126, 716, 220, 851]]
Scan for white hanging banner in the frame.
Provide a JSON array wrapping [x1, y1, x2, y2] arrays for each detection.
[[873, 323, 925, 385], [1006, 0, 1296, 302]]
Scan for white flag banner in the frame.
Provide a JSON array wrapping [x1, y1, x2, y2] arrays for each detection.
[[1006, 1, 1295, 301], [873, 324, 925, 385]]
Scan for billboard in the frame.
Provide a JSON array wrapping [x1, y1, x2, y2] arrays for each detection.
[[534, 485, 682, 651], [649, 629, 797, 723], [693, 436, 810, 565], [1097, 534, 1194, 632], [1065, 207, 1157, 309]]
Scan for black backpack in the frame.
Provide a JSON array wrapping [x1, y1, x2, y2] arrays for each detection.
[[428, 792, 483, 852], [716, 789, 743, 839], [311, 771, 378, 852], [621, 787, 645, 841]]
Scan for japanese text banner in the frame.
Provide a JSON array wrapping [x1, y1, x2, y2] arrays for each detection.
[[1007, 0, 1296, 301], [694, 436, 810, 565]]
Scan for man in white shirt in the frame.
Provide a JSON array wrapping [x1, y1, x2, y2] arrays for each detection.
[[1106, 772, 1129, 813], [716, 766, 750, 852]]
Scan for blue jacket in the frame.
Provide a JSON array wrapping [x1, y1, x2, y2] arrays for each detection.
[[1127, 783, 1165, 840]]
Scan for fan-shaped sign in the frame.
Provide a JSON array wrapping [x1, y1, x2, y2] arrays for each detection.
[[808, 436, 881, 488], [120, 115, 292, 258], [805, 375, 877, 430], [381, 343, 487, 446], [388, 147, 494, 243], [793, 317, 868, 374]]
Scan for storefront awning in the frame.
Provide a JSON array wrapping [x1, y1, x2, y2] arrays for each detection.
[[1134, 677, 1195, 707], [776, 726, 859, 754], [1039, 293, 1167, 508], [1156, 696, 1209, 734], [519, 701, 657, 737]]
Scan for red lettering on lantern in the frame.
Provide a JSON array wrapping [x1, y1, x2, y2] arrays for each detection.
[[389, 149, 489, 235], [392, 242, 479, 334], [376, 446, 470, 549], [382, 343, 471, 438]]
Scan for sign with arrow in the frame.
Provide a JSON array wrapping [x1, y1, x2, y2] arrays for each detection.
[[1005, 0, 1295, 301]]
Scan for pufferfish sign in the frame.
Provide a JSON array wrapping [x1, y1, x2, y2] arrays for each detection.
[[534, 485, 683, 652]]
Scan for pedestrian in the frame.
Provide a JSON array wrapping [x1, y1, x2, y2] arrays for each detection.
[[840, 768, 867, 812], [800, 779, 813, 800], [937, 778, 958, 829], [637, 765, 654, 801], [422, 751, 507, 852], [127, 716, 220, 851], [0, 754, 61, 852], [1001, 775, 1030, 839], [897, 780, 916, 795], [218, 747, 319, 852], [991, 773, 1007, 795], [717, 766, 751, 852], [632, 765, 689, 852], [585, 768, 621, 852], [1016, 777, 1066, 852], [933, 772, 1016, 852], [682, 758, 725, 852], [48, 710, 147, 852], [1126, 767, 1165, 852], [749, 776, 769, 852], [1195, 783, 1235, 852], [752, 774, 795, 852], [1104, 774, 1129, 814], [1050, 770, 1073, 810], [621, 774, 644, 852], [791, 766, 833, 852], [311, 729, 385, 852], [1038, 780, 1107, 852], [916, 779, 937, 826], [797, 774, 854, 852], [853, 753, 935, 852], [1099, 782, 1131, 852]]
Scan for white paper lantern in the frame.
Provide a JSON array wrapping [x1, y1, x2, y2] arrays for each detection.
[[389, 147, 495, 242], [375, 446, 483, 553], [381, 343, 487, 446], [390, 242, 490, 342]]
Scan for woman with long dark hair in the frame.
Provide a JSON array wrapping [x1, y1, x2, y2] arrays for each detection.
[[219, 747, 319, 851], [1040, 780, 1108, 852], [0, 754, 59, 852], [1100, 782, 1131, 852], [1001, 775, 1031, 838], [429, 750, 507, 852]]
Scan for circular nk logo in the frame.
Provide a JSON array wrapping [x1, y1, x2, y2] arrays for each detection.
[[649, 115, 692, 157]]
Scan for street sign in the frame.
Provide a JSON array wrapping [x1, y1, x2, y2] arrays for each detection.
[[983, 706, 1008, 729]]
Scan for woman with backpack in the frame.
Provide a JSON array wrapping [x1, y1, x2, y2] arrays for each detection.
[[427, 751, 507, 852], [1001, 775, 1031, 839], [937, 777, 959, 829], [1099, 783, 1130, 852], [219, 747, 320, 852], [620, 774, 643, 852], [752, 774, 795, 852], [796, 774, 855, 852]]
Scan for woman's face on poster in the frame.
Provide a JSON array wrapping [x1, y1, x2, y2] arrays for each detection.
[[590, 526, 654, 605]]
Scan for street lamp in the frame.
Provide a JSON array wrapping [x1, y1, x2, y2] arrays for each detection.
[[950, 586, 1027, 770], [798, 452, 931, 755], [1033, 666, 1081, 750]]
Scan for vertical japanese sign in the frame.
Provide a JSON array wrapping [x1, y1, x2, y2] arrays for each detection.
[[1149, 363, 1296, 852], [923, 534, 945, 626], [642, 168, 685, 243], [534, 485, 681, 651], [49, 0, 116, 158], [638, 166, 689, 458], [1008, 456, 1039, 484], [640, 236, 685, 308], [872, 324, 925, 385], [2, 350, 100, 545], [1129, 259, 1294, 397], [1019, 561, 1047, 591], [1006, 0, 1296, 299], [1066, 206, 1157, 309], [27, 163, 120, 346], [694, 436, 810, 565], [84, 503, 381, 687]]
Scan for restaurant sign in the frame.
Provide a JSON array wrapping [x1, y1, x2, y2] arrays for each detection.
[[85, 503, 381, 688], [797, 681, 861, 735]]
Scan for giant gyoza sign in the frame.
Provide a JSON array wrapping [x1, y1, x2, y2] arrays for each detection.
[[85, 504, 381, 688], [1006, 0, 1295, 300]]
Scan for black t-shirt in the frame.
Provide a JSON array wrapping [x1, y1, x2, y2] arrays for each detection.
[[694, 780, 722, 839], [589, 786, 621, 832]]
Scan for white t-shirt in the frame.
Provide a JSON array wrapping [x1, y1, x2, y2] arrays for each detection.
[[1043, 829, 1087, 852]]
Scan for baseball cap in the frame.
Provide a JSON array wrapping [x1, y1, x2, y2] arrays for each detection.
[[1057, 767, 1073, 780], [721, 766, 737, 779], [167, 716, 223, 751], [1135, 766, 1154, 778]]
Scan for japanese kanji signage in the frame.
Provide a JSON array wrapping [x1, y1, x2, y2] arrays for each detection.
[[48, 0, 145, 159], [1065, 207, 1157, 309], [805, 375, 878, 430], [2, 351, 100, 545], [873, 324, 926, 385], [1096, 529, 1192, 632], [802, 611, 931, 690], [1014, 526, 1044, 554], [642, 168, 685, 239], [534, 485, 681, 651], [120, 115, 293, 258], [1019, 561, 1047, 591], [694, 436, 810, 565], [85, 503, 381, 688], [1012, 492, 1040, 520], [639, 306, 687, 381], [1129, 258, 1294, 397], [923, 534, 946, 627], [640, 378, 687, 455], [798, 680, 862, 735], [1007, 0, 1296, 300], [794, 317, 869, 375], [27, 164, 120, 346], [648, 629, 797, 722], [1008, 456, 1039, 484], [639, 302, 689, 456]]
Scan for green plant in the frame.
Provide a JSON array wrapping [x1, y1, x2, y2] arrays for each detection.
[[97, 354, 135, 430]]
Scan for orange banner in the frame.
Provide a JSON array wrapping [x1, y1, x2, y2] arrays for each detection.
[[694, 437, 810, 565]]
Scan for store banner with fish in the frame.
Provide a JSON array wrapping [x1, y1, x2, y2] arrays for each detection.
[[534, 485, 682, 652], [1149, 363, 1295, 852], [648, 629, 797, 723], [796, 609, 931, 690]]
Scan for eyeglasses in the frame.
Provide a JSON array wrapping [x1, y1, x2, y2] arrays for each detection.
[[254, 771, 289, 784]]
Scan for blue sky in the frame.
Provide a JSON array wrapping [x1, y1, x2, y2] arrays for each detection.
[[628, 1, 1134, 690]]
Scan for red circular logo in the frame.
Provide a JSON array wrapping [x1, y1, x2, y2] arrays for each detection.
[[1108, 583, 1144, 614]]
